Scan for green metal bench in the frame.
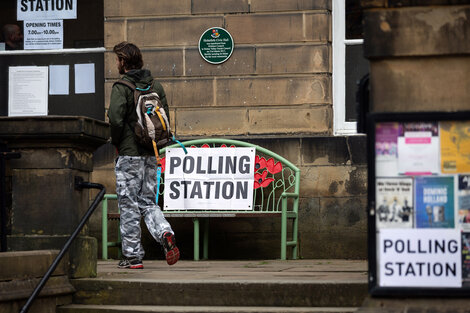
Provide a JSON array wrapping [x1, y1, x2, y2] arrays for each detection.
[[101, 138, 300, 261]]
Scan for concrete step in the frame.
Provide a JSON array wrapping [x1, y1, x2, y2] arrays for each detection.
[[0, 250, 74, 313], [58, 304, 358, 313], [71, 279, 366, 307], [69, 260, 368, 308]]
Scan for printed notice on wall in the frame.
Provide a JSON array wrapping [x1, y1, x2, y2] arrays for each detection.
[[49, 65, 69, 95], [74, 63, 95, 94], [24, 20, 63, 50], [378, 229, 462, 287], [440, 121, 470, 174], [8, 66, 48, 116], [376, 177, 414, 229], [164, 148, 255, 210], [17, 0, 77, 20], [375, 122, 399, 177], [415, 176, 455, 229], [398, 122, 440, 175]]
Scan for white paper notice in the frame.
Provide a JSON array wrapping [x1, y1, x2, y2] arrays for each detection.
[[8, 66, 48, 116], [17, 0, 77, 20], [378, 229, 461, 288], [24, 20, 63, 50], [49, 65, 69, 95], [74, 63, 95, 94]]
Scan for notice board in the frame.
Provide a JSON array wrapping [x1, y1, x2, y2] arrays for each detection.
[[367, 112, 470, 296], [0, 51, 104, 120]]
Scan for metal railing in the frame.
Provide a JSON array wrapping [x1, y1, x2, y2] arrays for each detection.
[[20, 177, 106, 313]]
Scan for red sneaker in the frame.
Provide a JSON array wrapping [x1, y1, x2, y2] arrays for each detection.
[[162, 232, 180, 265]]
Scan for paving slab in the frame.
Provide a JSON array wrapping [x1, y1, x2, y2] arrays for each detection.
[[95, 259, 368, 284]]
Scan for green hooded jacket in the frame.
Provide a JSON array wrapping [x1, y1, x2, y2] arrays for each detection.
[[107, 69, 169, 156]]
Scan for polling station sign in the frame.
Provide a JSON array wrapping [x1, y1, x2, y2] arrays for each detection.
[[164, 148, 255, 211], [18, 0, 77, 20], [378, 229, 462, 288]]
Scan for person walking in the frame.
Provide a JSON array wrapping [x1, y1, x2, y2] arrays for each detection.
[[108, 41, 179, 269]]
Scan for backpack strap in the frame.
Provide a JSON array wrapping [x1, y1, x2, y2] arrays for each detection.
[[152, 140, 163, 204], [114, 79, 141, 106]]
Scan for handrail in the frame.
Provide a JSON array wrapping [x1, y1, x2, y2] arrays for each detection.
[[20, 178, 106, 313]]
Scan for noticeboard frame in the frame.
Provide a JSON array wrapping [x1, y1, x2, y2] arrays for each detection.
[[367, 111, 470, 297]]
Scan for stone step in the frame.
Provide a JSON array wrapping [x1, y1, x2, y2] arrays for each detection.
[[71, 278, 366, 307], [58, 304, 358, 313], [0, 250, 74, 313]]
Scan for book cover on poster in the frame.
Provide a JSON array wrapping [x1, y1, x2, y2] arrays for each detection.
[[398, 122, 440, 175], [415, 176, 454, 228], [376, 177, 414, 229], [440, 121, 470, 174], [458, 174, 470, 230], [463, 232, 470, 283], [375, 122, 399, 177]]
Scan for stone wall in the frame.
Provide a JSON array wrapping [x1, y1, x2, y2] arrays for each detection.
[[94, 0, 368, 259]]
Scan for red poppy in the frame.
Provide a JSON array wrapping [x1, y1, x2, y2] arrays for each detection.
[[158, 157, 166, 172], [254, 170, 274, 189], [266, 158, 282, 174], [255, 155, 267, 171]]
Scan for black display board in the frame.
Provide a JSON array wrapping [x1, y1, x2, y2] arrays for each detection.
[[0, 51, 104, 120], [367, 111, 470, 296]]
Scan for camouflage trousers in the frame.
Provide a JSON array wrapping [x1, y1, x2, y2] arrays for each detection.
[[115, 155, 173, 260]]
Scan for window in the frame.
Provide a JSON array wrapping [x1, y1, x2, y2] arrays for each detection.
[[332, 0, 370, 135], [0, 0, 105, 120], [0, 0, 103, 50]]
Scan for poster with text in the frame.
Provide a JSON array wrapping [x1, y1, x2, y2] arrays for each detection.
[[398, 122, 440, 175], [458, 175, 470, 230], [415, 176, 455, 228], [8, 66, 48, 116], [378, 229, 461, 287], [440, 121, 470, 174], [24, 20, 63, 50], [375, 122, 399, 177], [18, 0, 77, 20], [463, 233, 470, 283], [376, 177, 414, 229], [164, 147, 255, 210]]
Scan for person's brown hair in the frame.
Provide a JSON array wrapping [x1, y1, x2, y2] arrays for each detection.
[[113, 41, 143, 71]]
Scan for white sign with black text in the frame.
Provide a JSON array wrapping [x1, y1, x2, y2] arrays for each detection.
[[17, 0, 77, 20], [378, 229, 462, 287], [24, 20, 63, 50], [8, 66, 48, 117], [164, 148, 255, 211]]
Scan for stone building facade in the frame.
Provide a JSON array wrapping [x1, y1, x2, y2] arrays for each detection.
[[92, 0, 368, 260]]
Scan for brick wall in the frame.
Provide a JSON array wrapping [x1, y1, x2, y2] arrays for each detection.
[[97, 0, 368, 259]]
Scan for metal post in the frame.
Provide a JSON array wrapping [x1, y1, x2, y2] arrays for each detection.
[[281, 196, 287, 260], [102, 196, 108, 260], [193, 218, 200, 261], [203, 218, 209, 260]]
